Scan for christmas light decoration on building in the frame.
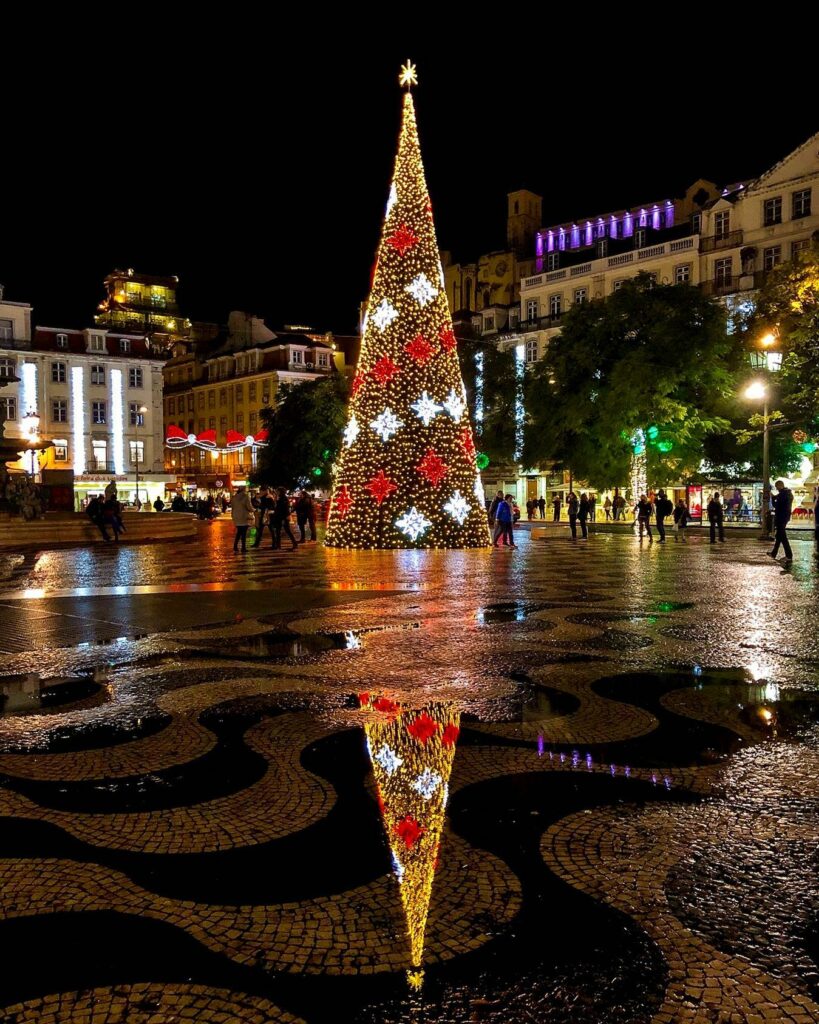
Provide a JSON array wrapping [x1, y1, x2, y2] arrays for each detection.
[[71, 366, 86, 475], [325, 64, 490, 549], [362, 694, 460, 988], [165, 425, 268, 454]]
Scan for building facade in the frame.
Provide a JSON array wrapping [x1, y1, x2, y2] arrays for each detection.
[[95, 268, 191, 349]]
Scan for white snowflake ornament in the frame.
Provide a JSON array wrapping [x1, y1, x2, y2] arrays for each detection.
[[411, 768, 443, 801], [444, 490, 470, 525], [404, 273, 439, 307], [370, 407, 404, 441], [372, 298, 399, 331], [386, 183, 398, 217], [395, 507, 432, 542], [343, 415, 360, 448], [410, 391, 443, 427], [374, 744, 403, 776], [443, 388, 465, 421]]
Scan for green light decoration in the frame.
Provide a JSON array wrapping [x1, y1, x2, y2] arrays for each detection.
[[801, 441, 817, 454], [632, 443, 646, 456], [657, 440, 674, 453], [646, 425, 660, 441], [311, 466, 323, 477], [476, 452, 490, 469], [619, 429, 630, 442], [321, 448, 332, 461]]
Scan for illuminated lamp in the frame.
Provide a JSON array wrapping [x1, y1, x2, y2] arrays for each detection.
[[646, 425, 659, 441], [657, 440, 673, 453], [476, 452, 490, 470]]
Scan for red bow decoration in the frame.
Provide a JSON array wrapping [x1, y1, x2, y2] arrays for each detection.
[[165, 425, 190, 448], [195, 429, 218, 449]]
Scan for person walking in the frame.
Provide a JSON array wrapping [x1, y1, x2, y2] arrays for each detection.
[[103, 496, 125, 541], [567, 491, 579, 540], [769, 479, 794, 562], [655, 489, 672, 542], [636, 494, 653, 542], [578, 492, 590, 539], [492, 493, 514, 547], [85, 496, 111, 541], [707, 491, 725, 544], [295, 490, 317, 542], [604, 496, 612, 520], [537, 496, 546, 519], [251, 488, 275, 548], [231, 485, 254, 553], [552, 495, 562, 522], [488, 490, 504, 530], [272, 487, 298, 551], [588, 494, 596, 523], [673, 498, 689, 542], [502, 494, 517, 547]]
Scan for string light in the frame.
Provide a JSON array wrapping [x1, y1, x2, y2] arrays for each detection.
[[325, 70, 490, 549]]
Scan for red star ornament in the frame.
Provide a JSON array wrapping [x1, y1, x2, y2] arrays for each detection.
[[358, 692, 370, 708], [370, 357, 401, 386], [459, 428, 477, 461], [438, 327, 457, 353], [334, 484, 353, 518], [416, 449, 449, 488], [351, 373, 366, 399], [365, 470, 398, 505], [386, 223, 418, 257], [441, 723, 460, 747], [395, 815, 426, 850], [372, 696, 400, 715], [404, 334, 435, 365], [407, 712, 440, 744]]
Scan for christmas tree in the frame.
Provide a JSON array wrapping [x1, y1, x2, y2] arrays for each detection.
[[360, 692, 461, 988], [325, 62, 490, 549]]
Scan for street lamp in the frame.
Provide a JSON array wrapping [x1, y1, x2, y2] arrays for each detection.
[[743, 381, 773, 539], [134, 405, 148, 506]]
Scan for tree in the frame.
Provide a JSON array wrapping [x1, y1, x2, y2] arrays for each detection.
[[458, 336, 517, 466], [252, 374, 348, 491], [523, 275, 738, 489], [325, 77, 489, 549]]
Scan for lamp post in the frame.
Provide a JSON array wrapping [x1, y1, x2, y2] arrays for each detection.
[[134, 405, 148, 506], [745, 329, 782, 541]]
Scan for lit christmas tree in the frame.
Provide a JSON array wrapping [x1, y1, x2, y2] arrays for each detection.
[[325, 61, 490, 549], [361, 692, 461, 988]]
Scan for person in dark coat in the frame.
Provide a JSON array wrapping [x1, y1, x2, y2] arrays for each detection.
[[295, 490, 317, 542], [488, 490, 504, 528], [567, 492, 579, 539], [552, 495, 562, 522], [707, 491, 725, 543], [578, 493, 590, 539], [537, 496, 546, 519], [492, 494, 513, 547], [655, 489, 672, 542], [153, 496, 165, 512], [636, 495, 653, 542], [251, 487, 275, 548], [673, 499, 689, 542], [769, 479, 794, 561], [272, 487, 298, 550], [171, 494, 187, 512], [85, 496, 110, 541]]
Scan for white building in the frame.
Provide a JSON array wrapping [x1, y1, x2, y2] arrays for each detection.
[[0, 287, 173, 506]]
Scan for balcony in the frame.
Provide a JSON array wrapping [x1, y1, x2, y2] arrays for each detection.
[[0, 336, 33, 352], [701, 275, 741, 297], [700, 230, 744, 253]]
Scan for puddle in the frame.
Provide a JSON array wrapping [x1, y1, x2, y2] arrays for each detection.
[[477, 602, 550, 623], [0, 672, 105, 717]]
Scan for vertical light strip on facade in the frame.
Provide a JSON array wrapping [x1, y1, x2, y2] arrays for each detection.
[[110, 368, 125, 475], [473, 352, 484, 435], [514, 345, 525, 461], [20, 362, 37, 416], [71, 366, 86, 474]]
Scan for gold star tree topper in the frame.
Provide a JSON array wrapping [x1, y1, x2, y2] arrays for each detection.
[[399, 60, 418, 89]]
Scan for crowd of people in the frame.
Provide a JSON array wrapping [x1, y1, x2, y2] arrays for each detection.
[[230, 487, 317, 554]]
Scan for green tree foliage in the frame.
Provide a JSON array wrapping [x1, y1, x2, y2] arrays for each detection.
[[459, 336, 517, 464], [252, 374, 349, 491], [523, 274, 738, 487]]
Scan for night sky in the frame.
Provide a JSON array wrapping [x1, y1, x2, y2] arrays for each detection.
[[3, 36, 812, 336]]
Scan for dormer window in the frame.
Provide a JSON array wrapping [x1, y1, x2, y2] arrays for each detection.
[[119, 338, 131, 354], [89, 333, 105, 352], [317, 352, 329, 368], [634, 227, 647, 249], [56, 333, 68, 349], [546, 253, 559, 272]]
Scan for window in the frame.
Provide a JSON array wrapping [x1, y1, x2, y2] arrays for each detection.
[[674, 264, 691, 284], [129, 367, 143, 389], [0, 319, 13, 341], [714, 257, 732, 287], [51, 361, 66, 383], [168, 397, 176, 415], [198, 418, 205, 432], [1, 396, 17, 420], [197, 393, 205, 409], [0, 357, 16, 378], [52, 399, 67, 423], [219, 416, 227, 432], [185, 394, 192, 412], [613, 279, 626, 292], [150, 291, 165, 307], [129, 402, 142, 426], [91, 364, 106, 386], [90, 334, 106, 351], [206, 416, 214, 430], [792, 239, 809, 259], [235, 383, 243, 401], [596, 239, 608, 258], [54, 444, 68, 462], [186, 367, 192, 381], [549, 294, 562, 318], [56, 333, 68, 349], [483, 316, 495, 332], [129, 440, 144, 465], [91, 401, 106, 424], [509, 310, 519, 327], [219, 388, 227, 404], [525, 338, 538, 362], [526, 299, 538, 321], [292, 349, 304, 364], [249, 382, 257, 400], [236, 412, 244, 431], [691, 213, 701, 234], [249, 411, 257, 431], [634, 227, 646, 248], [318, 352, 329, 367], [91, 440, 107, 471], [714, 211, 730, 239], [574, 287, 587, 305], [763, 196, 782, 226], [208, 390, 215, 407], [119, 338, 131, 354], [546, 253, 559, 272], [792, 189, 811, 219], [763, 245, 782, 271]]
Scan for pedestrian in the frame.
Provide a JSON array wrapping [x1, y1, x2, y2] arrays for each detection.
[[231, 485, 254, 553], [537, 496, 546, 519], [488, 490, 504, 529], [552, 495, 562, 522], [636, 494, 653, 542], [578, 492, 590, 539], [769, 479, 794, 562], [153, 496, 165, 512], [133, 495, 142, 512], [171, 493, 186, 512], [503, 493, 517, 547], [567, 491, 579, 539], [604, 496, 612, 520], [707, 491, 725, 544], [251, 487, 275, 547], [492, 493, 514, 547], [272, 487, 299, 551], [588, 494, 596, 523], [655, 489, 672, 542], [295, 490, 317, 542], [673, 498, 689, 542], [85, 496, 110, 541]]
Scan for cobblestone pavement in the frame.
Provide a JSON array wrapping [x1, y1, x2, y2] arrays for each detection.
[[0, 522, 817, 1022]]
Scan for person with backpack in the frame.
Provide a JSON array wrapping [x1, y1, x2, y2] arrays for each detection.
[[655, 489, 673, 542]]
